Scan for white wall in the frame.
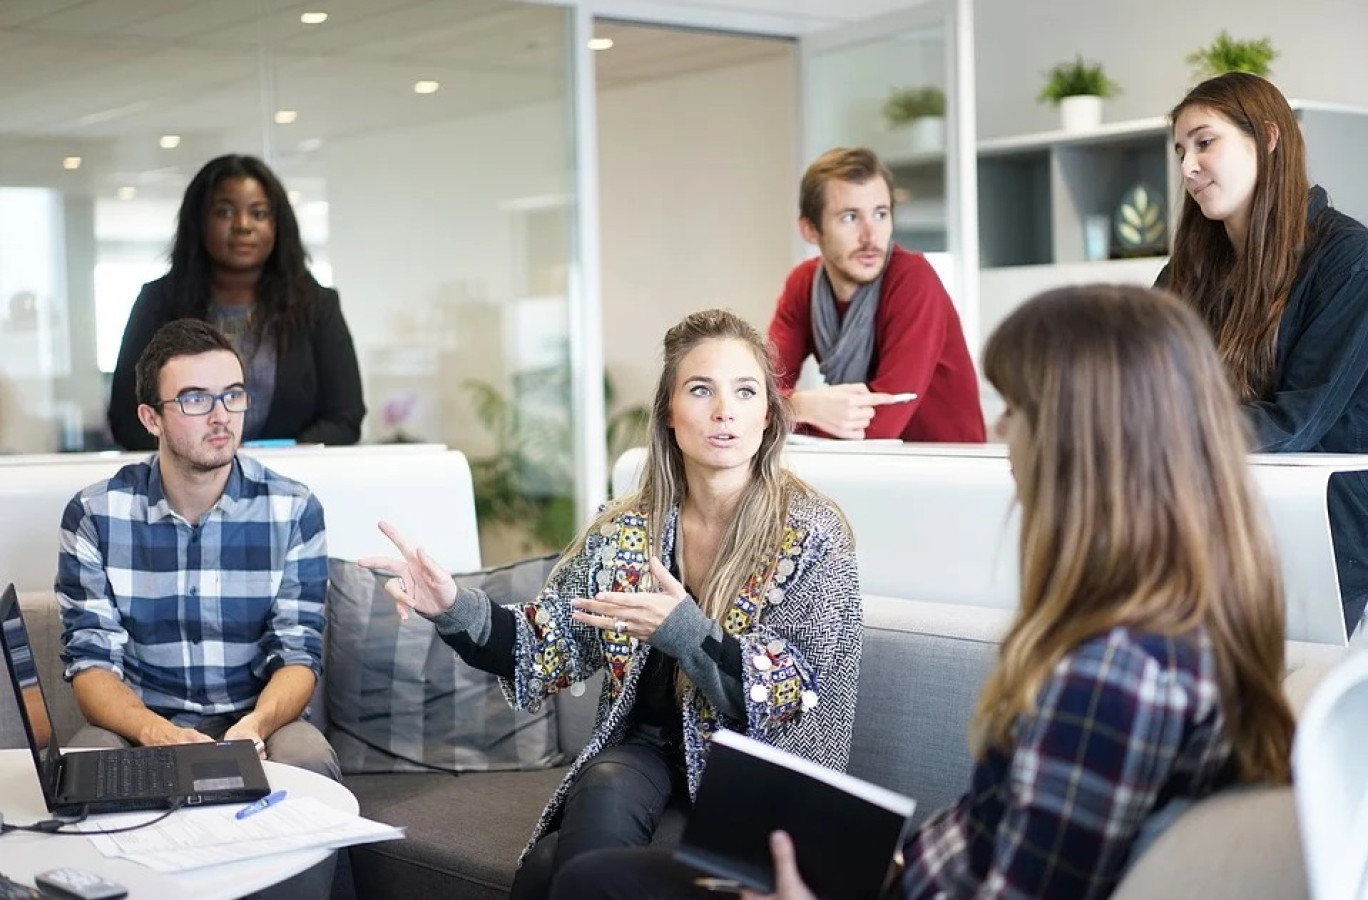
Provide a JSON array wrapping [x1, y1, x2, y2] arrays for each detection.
[[322, 99, 574, 451], [974, 0, 1368, 139], [596, 54, 798, 412]]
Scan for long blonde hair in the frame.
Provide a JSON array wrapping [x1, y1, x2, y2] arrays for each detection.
[[976, 284, 1293, 782], [568, 309, 808, 625]]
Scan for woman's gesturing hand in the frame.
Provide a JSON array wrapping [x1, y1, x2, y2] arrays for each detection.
[[571, 556, 686, 641], [357, 520, 457, 620]]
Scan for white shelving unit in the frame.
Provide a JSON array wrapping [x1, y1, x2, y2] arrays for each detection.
[[971, 101, 1368, 425], [976, 101, 1368, 271], [884, 150, 950, 253]]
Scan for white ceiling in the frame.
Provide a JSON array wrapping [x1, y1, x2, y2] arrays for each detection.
[[0, 0, 791, 199]]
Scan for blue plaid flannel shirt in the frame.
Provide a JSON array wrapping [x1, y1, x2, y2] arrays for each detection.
[[898, 627, 1236, 899], [56, 453, 327, 724]]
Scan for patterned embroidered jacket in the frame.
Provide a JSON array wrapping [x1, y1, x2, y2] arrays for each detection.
[[501, 488, 862, 859]]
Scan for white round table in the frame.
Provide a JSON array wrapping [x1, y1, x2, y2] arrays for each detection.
[[0, 749, 358, 898]]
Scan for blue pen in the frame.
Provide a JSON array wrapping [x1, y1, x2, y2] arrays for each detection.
[[236, 789, 287, 819]]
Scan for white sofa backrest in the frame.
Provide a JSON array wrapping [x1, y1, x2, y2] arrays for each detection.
[[610, 446, 1019, 610], [0, 444, 481, 592], [610, 444, 1361, 648]]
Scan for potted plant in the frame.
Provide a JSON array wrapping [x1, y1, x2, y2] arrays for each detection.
[[1038, 55, 1120, 133], [462, 370, 648, 563], [882, 86, 947, 153], [1187, 31, 1277, 80]]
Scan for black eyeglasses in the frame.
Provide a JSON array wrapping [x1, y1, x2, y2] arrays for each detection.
[[156, 389, 252, 416]]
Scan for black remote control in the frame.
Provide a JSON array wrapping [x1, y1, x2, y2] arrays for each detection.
[[33, 870, 127, 900]]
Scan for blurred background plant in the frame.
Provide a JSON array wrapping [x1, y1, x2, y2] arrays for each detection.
[[1037, 55, 1120, 104], [462, 370, 649, 560], [379, 392, 422, 443], [1187, 31, 1277, 80], [881, 86, 946, 127]]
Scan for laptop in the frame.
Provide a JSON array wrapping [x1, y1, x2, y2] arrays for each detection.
[[0, 584, 271, 815]]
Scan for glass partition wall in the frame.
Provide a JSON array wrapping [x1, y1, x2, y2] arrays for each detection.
[[0, 1, 583, 562]]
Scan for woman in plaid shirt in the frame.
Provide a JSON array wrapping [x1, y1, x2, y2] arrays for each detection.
[[753, 285, 1296, 899]]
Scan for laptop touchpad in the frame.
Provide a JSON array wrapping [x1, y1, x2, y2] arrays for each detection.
[[192, 759, 245, 791]]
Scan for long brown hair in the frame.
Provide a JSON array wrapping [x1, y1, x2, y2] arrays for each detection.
[[1167, 73, 1308, 400], [566, 309, 813, 625], [976, 284, 1293, 783]]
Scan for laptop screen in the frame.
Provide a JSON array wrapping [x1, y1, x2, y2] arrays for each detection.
[[0, 584, 62, 799]]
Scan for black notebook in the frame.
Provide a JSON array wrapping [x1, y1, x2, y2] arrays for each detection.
[[675, 729, 916, 898]]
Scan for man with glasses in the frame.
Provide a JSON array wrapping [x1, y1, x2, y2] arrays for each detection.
[[55, 318, 338, 779]]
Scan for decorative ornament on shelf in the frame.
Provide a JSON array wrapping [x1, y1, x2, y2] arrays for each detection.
[[881, 86, 946, 154], [380, 392, 423, 444], [1037, 55, 1120, 133], [1113, 183, 1168, 257], [1186, 30, 1277, 81]]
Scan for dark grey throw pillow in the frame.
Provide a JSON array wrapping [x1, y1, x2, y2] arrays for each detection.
[[325, 554, 562, 774]]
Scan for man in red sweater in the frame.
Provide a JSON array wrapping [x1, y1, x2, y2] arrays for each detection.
[[769, 147, 985, 442]]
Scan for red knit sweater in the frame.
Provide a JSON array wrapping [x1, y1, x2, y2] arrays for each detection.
[[768, 247, 986, 442]]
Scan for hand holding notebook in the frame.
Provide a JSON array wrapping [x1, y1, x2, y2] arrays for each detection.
[[674, 730, 914, 899]]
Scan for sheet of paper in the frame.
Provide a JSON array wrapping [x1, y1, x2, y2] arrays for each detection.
[[785, 435, 905, 449], [77, 796, 404, 872]]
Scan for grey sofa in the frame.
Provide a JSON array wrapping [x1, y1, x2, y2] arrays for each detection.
[[15, 587, 1315, 900]]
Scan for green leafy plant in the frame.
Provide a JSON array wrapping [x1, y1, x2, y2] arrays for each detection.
[[1187, 31, 1277, 79], [462, 370, 649, 555], [882, 86, 946, 127], [1037, 55, 1120, 105]]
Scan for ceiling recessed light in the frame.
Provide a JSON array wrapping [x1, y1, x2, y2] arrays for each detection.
[[62, 156, 81, 171], [300, 12, 328, 25], [413, 80, 440, 95], [297, 137, 324, 153], [587, 37, 614, 51], [159, 134, 181, 149], [274, 110, 298, 125], [287, 190, 302, 205], [117, 186, 136, 200]]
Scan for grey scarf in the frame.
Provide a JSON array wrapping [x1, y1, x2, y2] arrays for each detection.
[[810, 250, 891, 385]]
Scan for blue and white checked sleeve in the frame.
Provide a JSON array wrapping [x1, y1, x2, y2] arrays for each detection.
[[56, 494, 128, 678], [256, 493, 327, 679]]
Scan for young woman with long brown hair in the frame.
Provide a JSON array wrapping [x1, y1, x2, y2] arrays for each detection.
[[747, 285, 1295, 899], [362, 309, 862, 898], [1162, 72, 1368, 634]]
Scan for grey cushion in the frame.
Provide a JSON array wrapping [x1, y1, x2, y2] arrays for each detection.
[[348, 768, 569, 900], [851, 619, 998, 828], [325, 555, 561, 774]]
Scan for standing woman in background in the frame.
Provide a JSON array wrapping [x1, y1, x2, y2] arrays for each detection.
[[108, 154, 365, 449], [1161, 72, 1368, 634]]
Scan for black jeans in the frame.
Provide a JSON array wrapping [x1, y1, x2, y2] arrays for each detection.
[[549, 847, 720, 900], [511, 729, 689, 900]]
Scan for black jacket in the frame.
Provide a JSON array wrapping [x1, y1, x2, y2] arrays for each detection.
[[1160, 186, 1368, 629], [108, 276, 366, 450]]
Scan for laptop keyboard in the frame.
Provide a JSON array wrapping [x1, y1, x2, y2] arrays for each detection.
[[94, 747, 178, 799]]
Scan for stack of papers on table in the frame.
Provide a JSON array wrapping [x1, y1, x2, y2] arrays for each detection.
[[77, 797, 404, 872]]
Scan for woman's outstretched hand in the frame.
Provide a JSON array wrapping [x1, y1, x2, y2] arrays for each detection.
[[357, 520, 457, 620], [741, 831, 817, 900], [571, 556, 685, 641]]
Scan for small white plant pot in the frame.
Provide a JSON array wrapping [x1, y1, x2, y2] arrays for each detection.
[[1059, 94, 1103, 132], [906, 116, 946, 153]]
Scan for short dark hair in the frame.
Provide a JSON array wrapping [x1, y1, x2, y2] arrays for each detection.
[[135, 319, 243, 408], [798, 147, 896, 231]]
